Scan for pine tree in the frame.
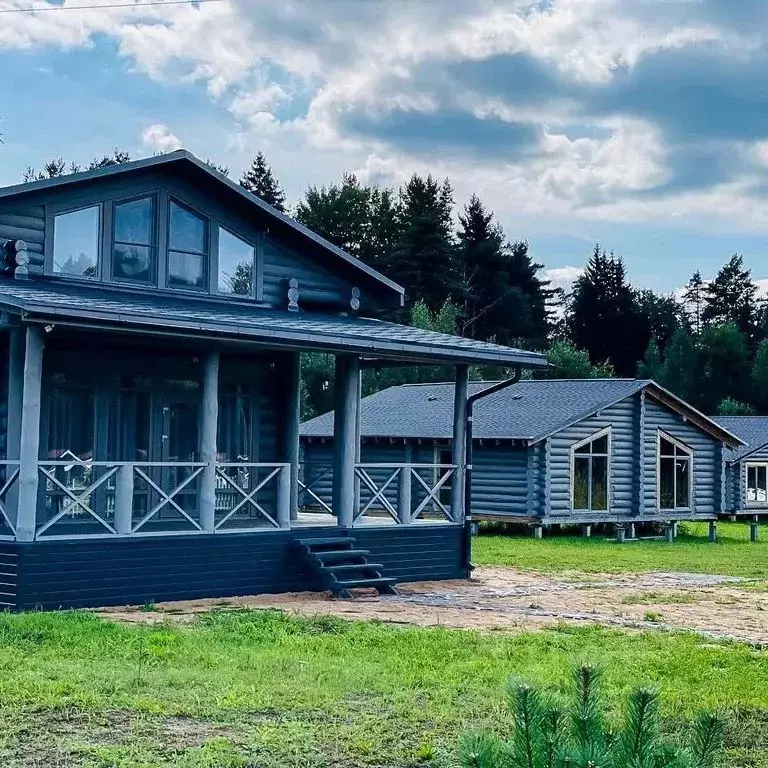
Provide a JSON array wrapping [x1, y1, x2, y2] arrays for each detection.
[[753, 338, 768, 413], [239, 151, 286, 211], [568, 245, 645, 376], [390, 174, 460, 313], [702, 254, 759, 342], [717, 397, 756, 416], [637, 337, 663, 379], [636, 289, 686, 352], [683, 270, 705, 335], [657, 327, 700, 404], [537, 341, 614, 380], [699, 322, 750, 412]]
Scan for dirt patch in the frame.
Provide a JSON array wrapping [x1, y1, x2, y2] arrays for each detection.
[[98, 567, 768, 644]]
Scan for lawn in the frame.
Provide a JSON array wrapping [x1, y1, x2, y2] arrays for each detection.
[[473, 521, 768, 578], [1, 610, 768, 767]]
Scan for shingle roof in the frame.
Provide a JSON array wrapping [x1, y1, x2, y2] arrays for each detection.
[[301, 378, 743, 446], [714, 416, 768, 461], [0, 150, 404, 300], [0, 280, 547, 367]]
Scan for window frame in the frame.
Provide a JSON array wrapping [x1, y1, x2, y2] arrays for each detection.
[[165, 196, 211, 293], [745, 461, 768, 507], [47, 202, 104, 282], [657, 430, 693, 512], [107, 193, 159, 287], [570, 426, 612, 513], [215, 224, 259, 299]]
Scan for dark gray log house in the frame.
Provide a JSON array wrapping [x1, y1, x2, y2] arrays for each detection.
[[0, 151, 545, 608]]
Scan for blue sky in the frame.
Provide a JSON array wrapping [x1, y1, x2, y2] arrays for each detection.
[[2, 0, 768, 294]]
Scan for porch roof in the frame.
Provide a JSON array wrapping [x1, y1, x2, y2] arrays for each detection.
[[0, 280, 547, 367]]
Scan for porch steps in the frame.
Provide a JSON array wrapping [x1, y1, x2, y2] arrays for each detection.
[[293, 536, 398, 599]]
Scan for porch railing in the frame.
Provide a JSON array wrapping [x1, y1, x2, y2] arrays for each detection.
[[299, 462, 459, 525], [0, 461, 20, 540], [34, 460, 291, 539]]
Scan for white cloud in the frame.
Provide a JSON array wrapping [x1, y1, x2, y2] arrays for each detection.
[[544, 265, 583, 293], [141, 124, 182, 153]]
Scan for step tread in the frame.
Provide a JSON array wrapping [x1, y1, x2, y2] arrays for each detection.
[[325, 563, 384, 573], [334, 577, 397, 589], [314, 549, 370, 561], [294, 537, 356, 548]]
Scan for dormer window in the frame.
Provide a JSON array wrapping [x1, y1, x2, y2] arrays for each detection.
[[168, 201, 208, 290], [218, 227, 255, 297], [52, 206, 100, 279], [112, 197, 155, 285]]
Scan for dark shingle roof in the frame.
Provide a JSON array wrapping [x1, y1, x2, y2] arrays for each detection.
[[301, 378, 743, 446], [0, 281, 547, 367], [714, 416, 768, 461]]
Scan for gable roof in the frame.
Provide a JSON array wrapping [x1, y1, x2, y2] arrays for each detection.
[[301, 378, 743, 447], [0, 280, 547, 367], [0, 150, 404, 302], [713, 416, 768, 462]]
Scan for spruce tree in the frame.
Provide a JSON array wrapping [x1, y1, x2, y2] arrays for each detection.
[[657, 327, 700, 404], [702, 254, 759, 343], [568, 245, 645, 376], [239, 151, 286, 211], [753, 338, 768, 413], [699, 322, 750, 412], [683, 270, 705, 335], [637, 337, 663, 379], [390, 174, 460, 313]]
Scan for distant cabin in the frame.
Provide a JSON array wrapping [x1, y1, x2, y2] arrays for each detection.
[[716, 417, 768, 516], [301, 379, 743, 528]]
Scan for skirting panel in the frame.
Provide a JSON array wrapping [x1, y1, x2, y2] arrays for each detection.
[[8, 524, 469, 611]]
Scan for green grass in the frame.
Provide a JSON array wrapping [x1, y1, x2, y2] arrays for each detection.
[[1, 610, 768, 766], [473, 521, 768, 578]]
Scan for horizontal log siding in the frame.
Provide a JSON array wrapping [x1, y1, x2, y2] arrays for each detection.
[[9, 525, 466, 610], [549, 398, 638, 519], [0, 543, 18, 610], [472, 445, 529, 517], [642, 397, 721, 517], [0, 206, 45, 263]]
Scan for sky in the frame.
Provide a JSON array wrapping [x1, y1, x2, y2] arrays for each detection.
[[2, 0, 768, 295]]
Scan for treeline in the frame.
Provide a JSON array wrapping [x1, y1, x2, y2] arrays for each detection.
[[24, 150, 768, 418]]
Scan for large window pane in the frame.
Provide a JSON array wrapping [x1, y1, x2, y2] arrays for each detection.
[[591, 456, 608, 510], [573, 457, 589, 509], [659, 457, 675, 509], [168, 251, 205, 288], [748, 466, 758, 503], [591, 435, 609, 454], [218, 228, 254, 296], [759, 466, 768, 503], [45, 388, 95, 461], [675, 458, 690, 507], [659, 437, 676, 456], [114, 198, 152, 244], [170, 202, 206, 253], [53, 206, 100, 278], [113, 244, 153, 283]]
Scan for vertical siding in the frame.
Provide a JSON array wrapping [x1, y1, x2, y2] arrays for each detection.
[[548, 397, 638, 518], [641, 397, 721, 516]]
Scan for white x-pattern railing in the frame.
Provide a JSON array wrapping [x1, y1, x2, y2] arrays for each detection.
[[0, 461, 20, 538], [215, 463, 286, 530], [354, 463, 457, 524], [297, 462, 334, 514]]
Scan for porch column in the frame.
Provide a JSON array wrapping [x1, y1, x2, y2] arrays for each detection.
[[16, 326, 44, 542], [5, 329, 24, 533], [199, 351, 220, 533], [284, 352, 302, 521], [332, 354, 360, 528], [451, 364, 469, 522]]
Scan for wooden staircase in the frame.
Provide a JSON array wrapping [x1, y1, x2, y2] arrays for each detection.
[[293, 536, 398, 598]]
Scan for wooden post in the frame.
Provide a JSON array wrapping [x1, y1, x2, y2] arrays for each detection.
[[332, 355, 360, 528], [114, 464, 134, 535], [582, 524, 592, 538], [398, 464, 412, 525], [198, 351, 220, 533], [277, 464, 291, 529], [451, 364, 469, 523], [664, 523, 674, 543], [16, 326, 43, 542], [533, 525, 543, 539], [284, 352, 302, 522], [5, 329, 24, 533], [628, 523, 636, 539], [354, 372, 362, 519], [616, 525, 626, 543], [751, 515, 759, 543], [708, 519, 717, 543]]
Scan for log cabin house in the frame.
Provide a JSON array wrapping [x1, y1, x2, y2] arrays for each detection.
[[0, 151, 546, 608]]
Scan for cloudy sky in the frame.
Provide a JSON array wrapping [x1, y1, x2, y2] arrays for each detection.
[[2, 0, 768, 293]]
